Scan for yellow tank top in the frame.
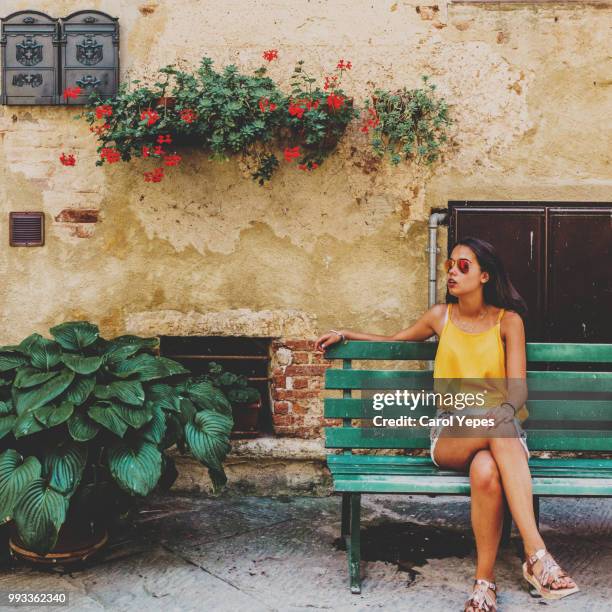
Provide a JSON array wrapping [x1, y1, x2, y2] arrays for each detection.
[[433, 303, 528, 422]]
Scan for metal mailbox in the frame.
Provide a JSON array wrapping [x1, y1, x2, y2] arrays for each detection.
[[60, 10, 119, 105], [1, 10, 60, 105]]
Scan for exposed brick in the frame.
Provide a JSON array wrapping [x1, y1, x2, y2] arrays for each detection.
[[292, 351, 310, 364], [272, 374, 286, 388], [273, 401, 290, 415], [272, 414, 293, 426], [284, 364, 329, 377], [55, 208, 99, 223], [274, 389, 320, 400], [283, 340, 315, 351], [292, 377, 308, 389]]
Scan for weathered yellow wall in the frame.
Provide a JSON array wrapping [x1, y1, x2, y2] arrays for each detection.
[[1, 1, 611, 343]]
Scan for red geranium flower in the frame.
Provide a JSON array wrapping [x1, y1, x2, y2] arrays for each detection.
[[288, 101, 305, 119], [140, 109, 160, 126], [262, 49, 278, 62], [95, 105, 113, 119], [59, 153, 76, 166], [337, 59, 352, 71], [360, 107, 380, 133], [163, 154, 182, 167], [258, 98, 277, 113], [179, 108, 197, 123], [323, 75, 338, 91], [284, 146, 301, 162], [142, 146, 151, 158], [153, 145, 164, 156], [157, 134, 172, 145], [100, 147, 121, 164], [326, 93, 344, 110], [63, 87, 82, 99], [144, 168, 164, 183], [305, 99, 320, 111]]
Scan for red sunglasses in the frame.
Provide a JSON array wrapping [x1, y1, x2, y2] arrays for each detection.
[[444, 257, 471, 274]]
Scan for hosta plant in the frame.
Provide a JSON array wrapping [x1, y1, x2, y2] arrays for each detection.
[[0, 322, 233, 555], [201, 362, 261, 405]]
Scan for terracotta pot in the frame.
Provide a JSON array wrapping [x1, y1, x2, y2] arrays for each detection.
[[231, 399, 262, 436], [9, 520, 108, 566]]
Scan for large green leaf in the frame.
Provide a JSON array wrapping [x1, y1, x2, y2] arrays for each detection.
[[188, 381, 233, 416], [0, 451, 41, 524], [13, 409, 45, 438], [61, 353, 104, 375], [13, 369, 75, 415], [141, 404, 166, 445], [114, 402, 153, 429], [178, 397, 197, 425], [34, 401, 74, 428], [0, 401, 12, 415], [107, 440, 162, 497], [184, 411, 233, 489], [65, 375, 96, 406], [160, 413, 182, 450], [12, 478, 67, 554], [112, 354, 189, 382], [146, 384, 181, 413], [0, 352, 27, 373], [88, 402, 128, 437], [13, 367, 60, 390], [94, 380, 144, 406], [100, 335, 158, 365], [0, 415, 16, 440], [42, 442, 87, 496], [111, 335, 159, 350], [67, 411, 100, 442], [50, 322, 99, 351], [25, 336, 62, 371]]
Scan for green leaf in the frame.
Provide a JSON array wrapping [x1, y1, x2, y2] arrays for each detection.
[[26, 336, 62, 371], [49, 322, 100, 351], [184, 411, 233, 489], [13, 478, 67, 554], [13, 369, 75, 415], [0, 352, 27, 373], [114, 402, 153, 429], [141, 404, 166, 445], [178, 397, 197, 426], [88, 402, 128, 437], [187, 381, 233, 415], [0, 415, 16, 440], [0, 401, 13, 416], [107, 440, 162, 496], [0, 451, 42, 524], [146, 384, 181, 413], [67, 411, 100, 442], [13, 409, 45, 438], [42, 441, 87, 496], [94, 381, 145, 406], [65, 375, 96, 405], [34, 401, 74, 428], [61, 353, 104, 375], [112, 354, 189, 382], [14, 367, 60, 389]]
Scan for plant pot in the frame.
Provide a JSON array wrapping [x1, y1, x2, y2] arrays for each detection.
[[9, 520, 108, 566], [231, 399, 262, 437]]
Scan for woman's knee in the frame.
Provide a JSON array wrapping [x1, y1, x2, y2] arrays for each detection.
[[470, 450, 501, 493]]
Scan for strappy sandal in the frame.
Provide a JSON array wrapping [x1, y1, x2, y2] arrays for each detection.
[[522, 548, 580, 600], [464, 578, 497, 611]]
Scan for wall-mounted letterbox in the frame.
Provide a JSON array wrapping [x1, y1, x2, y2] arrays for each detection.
[[0, 9, 119, 105], [60, 11, 119, 105], [0, 11, 60, 105]]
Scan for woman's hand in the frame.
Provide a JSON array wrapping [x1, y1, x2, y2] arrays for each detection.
[[314, 331, 344, 352], [485, 404, 515, 429]]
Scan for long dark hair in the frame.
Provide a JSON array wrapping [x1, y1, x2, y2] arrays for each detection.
[[445, 237, 528, 319]]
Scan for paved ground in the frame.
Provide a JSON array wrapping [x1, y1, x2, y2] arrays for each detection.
[[1, 494, 611, 611]]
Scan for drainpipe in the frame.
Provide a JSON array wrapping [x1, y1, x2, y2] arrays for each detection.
[[426, 211, 449, 367]]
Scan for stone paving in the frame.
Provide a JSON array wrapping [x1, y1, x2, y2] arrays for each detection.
[[1, 494, 611, 611]]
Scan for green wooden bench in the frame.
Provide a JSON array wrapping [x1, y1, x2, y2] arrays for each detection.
[[323, 341, 612, 593]]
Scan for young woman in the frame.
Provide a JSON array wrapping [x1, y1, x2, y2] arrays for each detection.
[[315, 237, 579, 611]]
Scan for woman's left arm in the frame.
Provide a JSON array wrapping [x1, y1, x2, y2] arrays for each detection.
[[503, 311, 528, 412]]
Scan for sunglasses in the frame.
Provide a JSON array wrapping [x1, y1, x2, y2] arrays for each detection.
[[444, 257, 472, 274]]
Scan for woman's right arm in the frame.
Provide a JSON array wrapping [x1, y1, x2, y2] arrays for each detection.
[[314, 305, 443, 351]]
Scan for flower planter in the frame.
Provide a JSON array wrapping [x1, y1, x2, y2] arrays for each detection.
[[231, 399, 262, 438], [9, 520, 108, 566]]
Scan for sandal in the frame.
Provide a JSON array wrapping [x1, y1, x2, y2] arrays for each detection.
[[464, 578, 497, 611], [522, 548, 580, 600]]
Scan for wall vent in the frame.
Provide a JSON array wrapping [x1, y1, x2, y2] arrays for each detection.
[[10, 212, 44, 246]]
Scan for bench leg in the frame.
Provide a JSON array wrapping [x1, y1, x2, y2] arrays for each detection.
[[533, 495, 540, 530], [501, 498, 512, 546], [341, 492, 351, 537], [348, 493, 362, 594]]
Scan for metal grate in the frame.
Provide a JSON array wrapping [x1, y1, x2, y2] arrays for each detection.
[[10, 212, 44, 246]]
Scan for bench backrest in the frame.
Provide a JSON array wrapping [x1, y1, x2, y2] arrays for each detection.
[[324, 342, 612, 452]]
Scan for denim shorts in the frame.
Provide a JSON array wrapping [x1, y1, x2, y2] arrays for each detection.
[[429, 410, 530, 467]]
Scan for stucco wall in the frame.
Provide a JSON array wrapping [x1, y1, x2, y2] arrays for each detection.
[[1, 0, 610, 343]]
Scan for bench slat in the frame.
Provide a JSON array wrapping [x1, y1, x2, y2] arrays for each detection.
[[324, 341, 612, 363], [325, 368, 612, 391], [325, 427, 612, 451], [324, 398, 612, 421]]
